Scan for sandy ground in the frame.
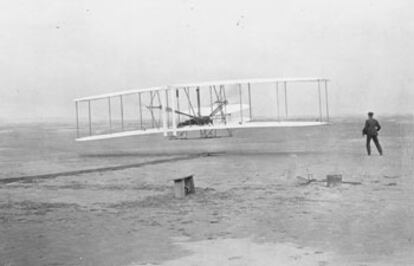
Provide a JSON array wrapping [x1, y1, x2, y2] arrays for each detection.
[[0, 116, 413, 266]]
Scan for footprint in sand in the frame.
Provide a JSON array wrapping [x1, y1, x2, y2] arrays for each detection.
[[228, 256, 242, 261], [383, 175, 400, 179]]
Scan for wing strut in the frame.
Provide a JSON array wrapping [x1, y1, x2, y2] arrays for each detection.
[[209, 86, 214, 114], [196, 87, 201, 116], [276, 82, 280, 121], [75, 101, 79, 138], [108, 97, 112, 132], [88, 100, 92, 135], [248, 83, 252, 120], [284, 81, 288, 119], [209, 100, 228, 117], [120, 95, 124, 130], [162, 89, 168, 136], [176, 89, 181, 123], [325, 80, 330, 122], [220, 85, 228, 123], [318, 80, 323, 122], [184, 87, 197, 117], [238, 84, 243, 124], [138, 92, 143, 129], [171, 88, 177, 136]]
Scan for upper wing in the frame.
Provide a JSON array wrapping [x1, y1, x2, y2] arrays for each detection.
[[74, 77, 330, 141]]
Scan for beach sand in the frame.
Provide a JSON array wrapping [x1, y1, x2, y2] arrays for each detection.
[[1, 116, 413, 266]]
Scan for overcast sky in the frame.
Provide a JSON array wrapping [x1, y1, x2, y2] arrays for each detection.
[[0, 0, 413, 122]]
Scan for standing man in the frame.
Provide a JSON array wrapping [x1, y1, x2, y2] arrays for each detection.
[[362, 112, 383, 156]]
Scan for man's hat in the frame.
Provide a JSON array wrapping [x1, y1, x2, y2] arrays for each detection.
[[368, 112, 374, 116]]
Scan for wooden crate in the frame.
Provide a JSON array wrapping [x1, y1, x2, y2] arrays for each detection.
[[173, 175, 195, 198]]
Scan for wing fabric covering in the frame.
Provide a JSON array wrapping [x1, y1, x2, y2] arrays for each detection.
[[74, 78, 330, 141]]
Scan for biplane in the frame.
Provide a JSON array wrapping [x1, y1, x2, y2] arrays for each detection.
[[74, 78, 330, 141]]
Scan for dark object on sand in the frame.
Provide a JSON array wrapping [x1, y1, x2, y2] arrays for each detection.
[[298, 174, 362, 186], [385, 182, 397, 186], [174, 175, 195, 198], [326, 174, 342, 187], [383, 175, 400, 179]]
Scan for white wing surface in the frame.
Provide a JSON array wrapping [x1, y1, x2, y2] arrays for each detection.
[[74, 78, 330, 141]]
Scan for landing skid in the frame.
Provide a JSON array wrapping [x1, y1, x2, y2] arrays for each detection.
[[168, 128, 232, 140], [200, 129, 217, 138]]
